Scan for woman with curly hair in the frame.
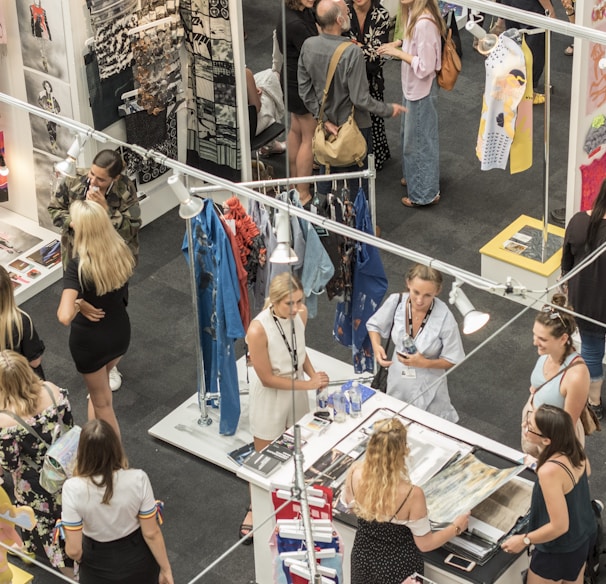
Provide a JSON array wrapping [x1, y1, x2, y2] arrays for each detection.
[[342, 417, 469, 584], [0, 266, 45, 379], [57, 200, 135, 439]]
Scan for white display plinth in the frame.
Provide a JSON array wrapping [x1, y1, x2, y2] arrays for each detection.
[[480, 215, 565, 307], [0, 207, 62, 305], [147, 348, 367, 473], [237, 391, 527, 584]]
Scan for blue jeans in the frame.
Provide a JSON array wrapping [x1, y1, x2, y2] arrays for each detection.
[[317, 126, 372, 195], [401, 80, 440, 205], [579, 328, 606, 381]]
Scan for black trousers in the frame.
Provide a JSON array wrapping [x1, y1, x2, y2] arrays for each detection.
[[80, 528, 160, 584]]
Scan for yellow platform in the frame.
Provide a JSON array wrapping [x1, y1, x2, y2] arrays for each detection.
[[6, 563, 33, 583], [479, 215, 565, 306]]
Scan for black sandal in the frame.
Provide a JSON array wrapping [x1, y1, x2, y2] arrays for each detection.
[[239, 506, 254, 545]]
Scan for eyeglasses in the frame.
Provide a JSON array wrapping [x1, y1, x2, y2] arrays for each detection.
[[524, 410, 544, 437], [541, 305, 566, 328]]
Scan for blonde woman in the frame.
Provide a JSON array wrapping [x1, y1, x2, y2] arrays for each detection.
[[57, 200, 135, 439], [378, 0, 445, 207], [0, 351, 74, 576], [0, 266, 45, 379], [343, 418, 469, 584]]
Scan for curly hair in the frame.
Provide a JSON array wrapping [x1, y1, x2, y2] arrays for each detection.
[[353, 418, 411, 521], [535, 293, 578, 363]]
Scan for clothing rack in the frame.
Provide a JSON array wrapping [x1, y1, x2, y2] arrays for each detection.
[[190, 160, 377, 234]]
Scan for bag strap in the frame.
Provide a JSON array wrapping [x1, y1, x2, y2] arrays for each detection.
[[384, 293, 403, 355], [317, 42, 353, 124], [0, 409, 48, 472], [531, 357, 584, 405]]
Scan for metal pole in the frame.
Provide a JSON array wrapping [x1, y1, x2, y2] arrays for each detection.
[[542, 30, 552, 263], [185, 216, 211, 426], [368, 153, 377, 236], [292, 425, 321, 583]]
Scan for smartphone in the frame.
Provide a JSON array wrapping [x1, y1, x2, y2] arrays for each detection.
[[444, 554, 476, 572]]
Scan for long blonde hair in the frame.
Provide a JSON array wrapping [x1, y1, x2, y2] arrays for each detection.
[[354, 418, 411, 521], [0, 350, 43, 417], [262, 273, 304, 310], [70, 200, 135, 295], [0, 266, 33, 352], [401, 0, 446, 40]]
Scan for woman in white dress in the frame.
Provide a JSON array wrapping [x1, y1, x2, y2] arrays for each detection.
[[367, 264, 464, 422]]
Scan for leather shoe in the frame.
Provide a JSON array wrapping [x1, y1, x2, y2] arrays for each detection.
[[549, 207, 566, 227]]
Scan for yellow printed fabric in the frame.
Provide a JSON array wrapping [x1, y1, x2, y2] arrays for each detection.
[[510, 37, 534, 174]]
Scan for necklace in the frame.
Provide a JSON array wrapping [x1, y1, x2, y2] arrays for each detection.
[[272, 309, 299, 371]]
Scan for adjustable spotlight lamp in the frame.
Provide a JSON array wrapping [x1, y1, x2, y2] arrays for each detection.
[[449, 280, 490, 334], [270, 210, 298, 264], [466, 16, 499, 55], [167, 173, 204, 219], [54, 135, 87, 178]]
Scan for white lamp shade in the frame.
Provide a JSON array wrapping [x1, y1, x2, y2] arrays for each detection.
[[450, 283, 490, 334], [167, 174, 203, 219], [54, 156, 77, 178], [270, 211, 298, 264]]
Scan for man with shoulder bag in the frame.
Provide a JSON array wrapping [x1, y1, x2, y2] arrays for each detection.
[[297, 0, 405, 194]]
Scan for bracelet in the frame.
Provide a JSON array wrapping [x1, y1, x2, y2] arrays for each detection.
[[74, 300, 81, 313], [452, 523, 461, 535]]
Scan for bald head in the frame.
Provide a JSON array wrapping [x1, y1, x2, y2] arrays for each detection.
[[316, 0, 350, 32]]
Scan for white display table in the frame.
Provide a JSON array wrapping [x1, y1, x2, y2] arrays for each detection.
[[237, 392, 529, 584]]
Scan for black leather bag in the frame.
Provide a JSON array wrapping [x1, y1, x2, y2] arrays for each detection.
[[370, 294, 402, 393]]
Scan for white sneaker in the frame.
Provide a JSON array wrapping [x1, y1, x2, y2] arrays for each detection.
[[109, 366, 122, 392]]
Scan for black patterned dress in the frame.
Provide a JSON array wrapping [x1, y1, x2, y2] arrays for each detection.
[[348, 0, 392, 170], [0, 387, 74, 569]]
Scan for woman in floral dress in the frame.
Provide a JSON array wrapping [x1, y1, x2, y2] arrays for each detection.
[[348, 0, 392, 170], [0, 351, 74, 576]]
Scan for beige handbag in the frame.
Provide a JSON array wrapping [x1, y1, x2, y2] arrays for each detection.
[[312, 42, 367, 173]]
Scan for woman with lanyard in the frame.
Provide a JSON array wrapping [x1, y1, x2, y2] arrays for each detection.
[[367, 264, 465, 422], [241, 273, 329, 542]]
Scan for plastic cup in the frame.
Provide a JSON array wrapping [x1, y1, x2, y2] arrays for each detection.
[[349, 385, 363, 418], [332, 392, 347, 422]]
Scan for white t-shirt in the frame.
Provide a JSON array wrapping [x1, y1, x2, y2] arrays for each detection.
[[61, 468, 157, 541]]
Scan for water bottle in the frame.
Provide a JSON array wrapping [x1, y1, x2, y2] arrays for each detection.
[[315, 388, 330, 417], [349, 381, 363, 418], [399, 334, 417, 355]]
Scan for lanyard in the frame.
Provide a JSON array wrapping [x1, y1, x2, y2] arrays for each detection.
[[406, 298, 434, 339], [272, 311, 299, 372]]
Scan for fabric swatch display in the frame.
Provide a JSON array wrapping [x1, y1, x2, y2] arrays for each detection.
[[509, 36, 533, 174], [182, 200, 246, 436], [477, 34, 526, 171], [92, 11, 137, 79], [181, 0, 241, 181], [580, 149, 606, 210]]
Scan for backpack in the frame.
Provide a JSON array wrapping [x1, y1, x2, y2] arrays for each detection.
[[0, 384, 81, 495], [437, 28, 462, 91], [585, 499, 605, 584]]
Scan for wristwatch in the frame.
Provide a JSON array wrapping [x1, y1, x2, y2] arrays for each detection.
[[523, 534, 532, 546]]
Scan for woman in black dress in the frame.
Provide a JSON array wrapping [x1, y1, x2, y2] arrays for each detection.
[[0, 266, 46, 379], [342, 418, 469, 584], [276, 0, 318, 205], [57, 200, 134, 439], [348, 0, 391, 170]]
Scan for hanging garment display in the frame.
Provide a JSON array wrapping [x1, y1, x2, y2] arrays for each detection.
[[580, 149, 606, 210], [248, 200, 276, 316], [476, 34, 526, 171], [509, 36, 533, 174], [182, 200, 245, 436], [334, 188, 387, 373], [181, 0, 240, 180]]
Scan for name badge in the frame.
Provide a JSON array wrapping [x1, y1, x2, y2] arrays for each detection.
[[402, 367, 416, 379]]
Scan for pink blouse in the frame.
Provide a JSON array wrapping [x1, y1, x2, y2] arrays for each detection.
[[401, 15, 441, 101]]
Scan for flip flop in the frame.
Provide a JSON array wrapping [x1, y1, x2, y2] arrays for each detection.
[[401, 194, 440, 207], [564, 45, 573, 56], [400, 178, 407, 187]]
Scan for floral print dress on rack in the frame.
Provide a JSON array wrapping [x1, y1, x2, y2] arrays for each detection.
[[0, 388, 74, 569]]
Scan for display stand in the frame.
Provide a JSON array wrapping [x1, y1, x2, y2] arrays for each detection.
[[237, 392, 528, 584], [0, 207, 62, 304], [6, 563, 33, 584], [147, 348, 368, 473], [480, 215, 565, 306]]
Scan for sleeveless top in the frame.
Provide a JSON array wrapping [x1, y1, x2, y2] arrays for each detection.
[[529, 459, 596, 553], [531, 352, 580, 409], [248, 307, 306, 380]]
